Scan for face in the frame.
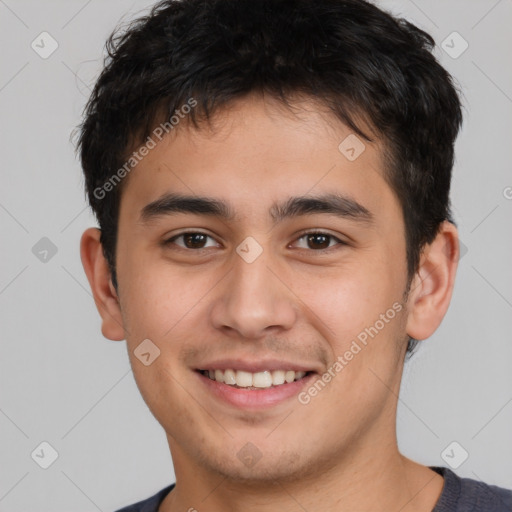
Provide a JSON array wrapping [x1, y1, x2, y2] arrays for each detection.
[[113, 95, 412, 482]]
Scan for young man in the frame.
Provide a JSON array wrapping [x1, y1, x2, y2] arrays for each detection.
[[78, 0, 512, 510]]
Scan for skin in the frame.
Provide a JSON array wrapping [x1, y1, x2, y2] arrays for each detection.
[[81, 93, 459, 511]]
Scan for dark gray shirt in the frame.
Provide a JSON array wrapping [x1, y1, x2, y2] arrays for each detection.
[[114, 466, 512, 512]]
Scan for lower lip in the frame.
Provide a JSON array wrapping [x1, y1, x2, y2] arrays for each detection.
[[196, 371, 316, 410]]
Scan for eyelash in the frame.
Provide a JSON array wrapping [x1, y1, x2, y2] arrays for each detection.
[[163, 230, 346, 252]]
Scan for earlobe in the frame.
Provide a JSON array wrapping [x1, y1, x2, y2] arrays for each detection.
[[80, 227, 126, 341], [405, 221, 459, 341]]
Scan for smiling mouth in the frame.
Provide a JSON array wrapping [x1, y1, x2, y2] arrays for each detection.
[[197, 369, 315, 390]]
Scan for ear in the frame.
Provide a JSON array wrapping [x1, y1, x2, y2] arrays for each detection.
[[405, 221, 459, 341], [80, 227, 125, 341]]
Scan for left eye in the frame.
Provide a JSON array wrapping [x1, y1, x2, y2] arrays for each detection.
[[292, 232, 343, 250]]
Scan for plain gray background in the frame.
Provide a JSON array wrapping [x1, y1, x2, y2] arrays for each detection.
[[0, 0, 511, 510]]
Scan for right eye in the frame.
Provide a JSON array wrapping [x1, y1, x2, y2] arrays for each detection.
[[163, 232, 220, 250]]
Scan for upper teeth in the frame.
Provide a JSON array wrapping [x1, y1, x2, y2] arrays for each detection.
[[204, 369, 307, 388]]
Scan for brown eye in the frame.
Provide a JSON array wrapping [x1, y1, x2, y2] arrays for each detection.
[[183, 233, 208, 248], [164, 232, 218, 249], [292, 231, 344, 251], [306, 233, 331, 249]]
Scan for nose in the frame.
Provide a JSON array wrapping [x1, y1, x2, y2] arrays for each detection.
[[210, 246, 298, 340]]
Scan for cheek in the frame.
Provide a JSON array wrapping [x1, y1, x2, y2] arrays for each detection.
[[118, 251, 213, 341], [294, 270, 406, 435], [291, 260, 403, 348], [118, 260, 209, 420]]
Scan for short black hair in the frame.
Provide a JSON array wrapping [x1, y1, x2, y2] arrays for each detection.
[[76, 0, 463, 356]]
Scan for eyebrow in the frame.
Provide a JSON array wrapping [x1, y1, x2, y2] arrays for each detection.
[[139, 192, 373, 225]]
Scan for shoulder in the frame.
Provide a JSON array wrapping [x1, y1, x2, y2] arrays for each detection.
[[432, 466, 512, 512], [113, 483, 175, 512]]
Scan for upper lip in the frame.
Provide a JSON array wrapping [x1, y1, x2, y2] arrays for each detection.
[[196, 358, 319, 374]]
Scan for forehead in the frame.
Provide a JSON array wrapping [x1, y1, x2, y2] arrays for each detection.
[[118, 95, 397, 225]]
